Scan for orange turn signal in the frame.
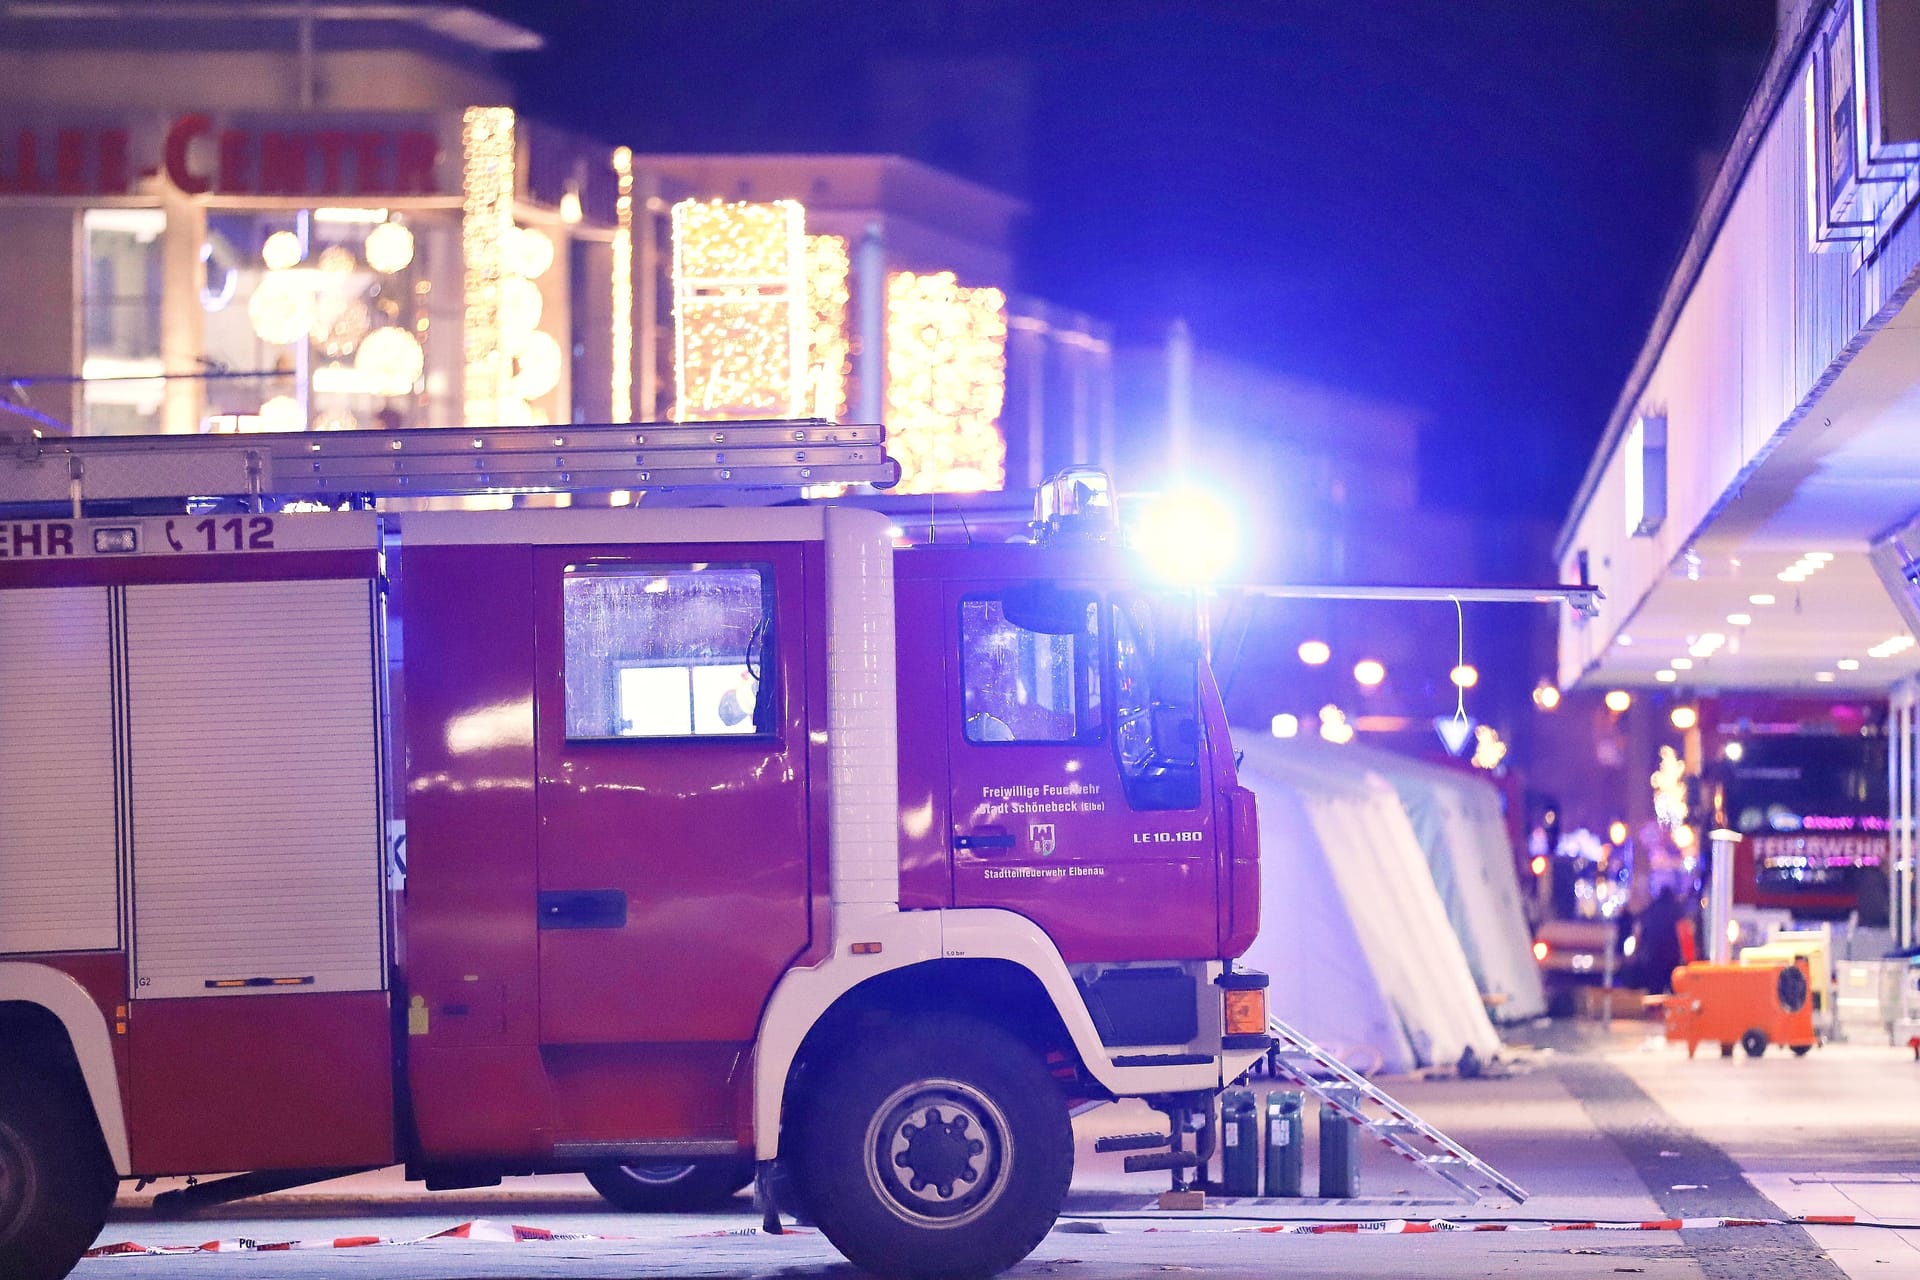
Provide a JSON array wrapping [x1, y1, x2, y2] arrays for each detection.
[[1224, 988, 1267, 1038]]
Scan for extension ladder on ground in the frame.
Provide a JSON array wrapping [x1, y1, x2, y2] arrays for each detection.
[[1265, 1015, 1528, 1205]]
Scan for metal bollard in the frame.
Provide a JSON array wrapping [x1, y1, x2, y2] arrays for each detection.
[[1263, 1090, 1303, 1196], [1318, 1101, 1360, 1198], [1218, 1088, 1260, 1196]]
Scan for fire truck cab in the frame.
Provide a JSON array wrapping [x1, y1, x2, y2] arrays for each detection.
[[0, 424, 1268, 1280]]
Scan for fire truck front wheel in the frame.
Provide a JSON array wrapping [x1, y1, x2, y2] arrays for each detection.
[[584, 1158, 755, 1212], [0, 1058, 117, 1280], [795, 1016, 1072, 1280]]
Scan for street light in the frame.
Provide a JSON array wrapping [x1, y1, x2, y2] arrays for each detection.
[[1353, 659, 1385, 687], [1604, 690, 1631, 713]]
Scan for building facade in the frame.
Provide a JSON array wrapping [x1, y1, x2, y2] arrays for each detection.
[[0, 6, 1112, 502], [1555, 0, 1920, 937]]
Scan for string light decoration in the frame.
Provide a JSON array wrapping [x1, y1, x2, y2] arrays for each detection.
[[355, 326, 426, 397], [498, 276, 543, 355], [805, 234, 850, 420], [462, 106, 516, 427], [1651, 745, 1689, 828], [364, 220, 415, 275], [247, 271, 313, 345], [671, 199, 807, 421], [261, 230, 303, 271], [513, 329, 563, 401], [257, 395, 305, 432], [311, 297, 372, 355], [610, 146, 633, 423], [1471, 725, 1508, 771], [884, 270, 1007, 493], [508, 225, 555, 280], [1318, 704, 1355, 745]]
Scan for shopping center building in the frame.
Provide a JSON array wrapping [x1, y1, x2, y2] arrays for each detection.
[[1556, 0, 1920, 939], [0, 1, 1112, 498]]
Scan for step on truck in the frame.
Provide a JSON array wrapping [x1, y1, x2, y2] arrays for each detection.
[[0, 421, 1271, 1280]]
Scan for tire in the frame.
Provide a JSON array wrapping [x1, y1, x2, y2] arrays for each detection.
[[1718, 1043, 1735, 1058], [1741, 1029, 1768, 1058], [794, 1016, 1072, 1280], [1791, 1044, 1813, 1057], [585, 1158, 753, 1212], [0, 1060, 117, 1280]]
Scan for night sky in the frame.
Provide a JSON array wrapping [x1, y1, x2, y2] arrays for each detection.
[[482, 0, 1775, 519]]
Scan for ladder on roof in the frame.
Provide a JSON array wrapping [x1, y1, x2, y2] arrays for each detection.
[[0, 419, 896, 511], [1265, 1015, 1528, 1205]]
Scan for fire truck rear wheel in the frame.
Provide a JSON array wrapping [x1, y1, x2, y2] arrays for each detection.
[[0, 1060, 117, 1280], [796, 1016, 1072, 1280], [584, 1158, 754, 1212]]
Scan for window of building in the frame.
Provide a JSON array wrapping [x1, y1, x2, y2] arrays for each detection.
[[563, 565, 773, 740], [80, 208, 165, 435], [960, 591, 1101, 745], [199, 208, 458, 433]]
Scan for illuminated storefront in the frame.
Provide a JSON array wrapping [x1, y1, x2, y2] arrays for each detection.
[[0, 6, 621, 438]]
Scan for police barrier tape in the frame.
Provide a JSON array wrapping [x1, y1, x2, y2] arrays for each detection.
[[84, 1214, 1871, 1258], [1224, 1215, 1862, 1234], [84, 1219, 817, 1257]]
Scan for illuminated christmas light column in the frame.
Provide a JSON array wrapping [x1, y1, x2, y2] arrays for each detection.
[[461, 107, 515, 427], [884, 270, 1007, 493], [611, 146, 634, 423], [805, 234, 850, 420], [671, 199, 807, 420]]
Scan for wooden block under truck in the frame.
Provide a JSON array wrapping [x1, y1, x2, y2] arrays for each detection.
[[0, 421, 1271, 1280]]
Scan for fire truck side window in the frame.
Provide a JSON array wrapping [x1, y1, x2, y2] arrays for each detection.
[[562, 565, 774, 740], [1109, 594, 1202, 810], [959, 591, 1102, 745]]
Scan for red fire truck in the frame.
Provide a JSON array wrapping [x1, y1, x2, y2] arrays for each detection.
[[0, 422, 1269, 1280]]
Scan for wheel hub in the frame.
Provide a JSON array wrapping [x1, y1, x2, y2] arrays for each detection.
[[866, 1079, 1010, 1228], [896, 1106, 986, 1198]]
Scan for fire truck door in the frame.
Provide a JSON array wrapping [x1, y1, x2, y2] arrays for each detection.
[[944, 581, 1218, 963], [532, 544, 813, 1050]]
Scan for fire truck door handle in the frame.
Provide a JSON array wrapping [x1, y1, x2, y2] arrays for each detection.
[[538, 889, 629, 930], [954, 832, 1016, 851]]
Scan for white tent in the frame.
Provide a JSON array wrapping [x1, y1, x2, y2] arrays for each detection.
[[1234, 734, 1501, 1075], [1324, 742, 1547, 1024]]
